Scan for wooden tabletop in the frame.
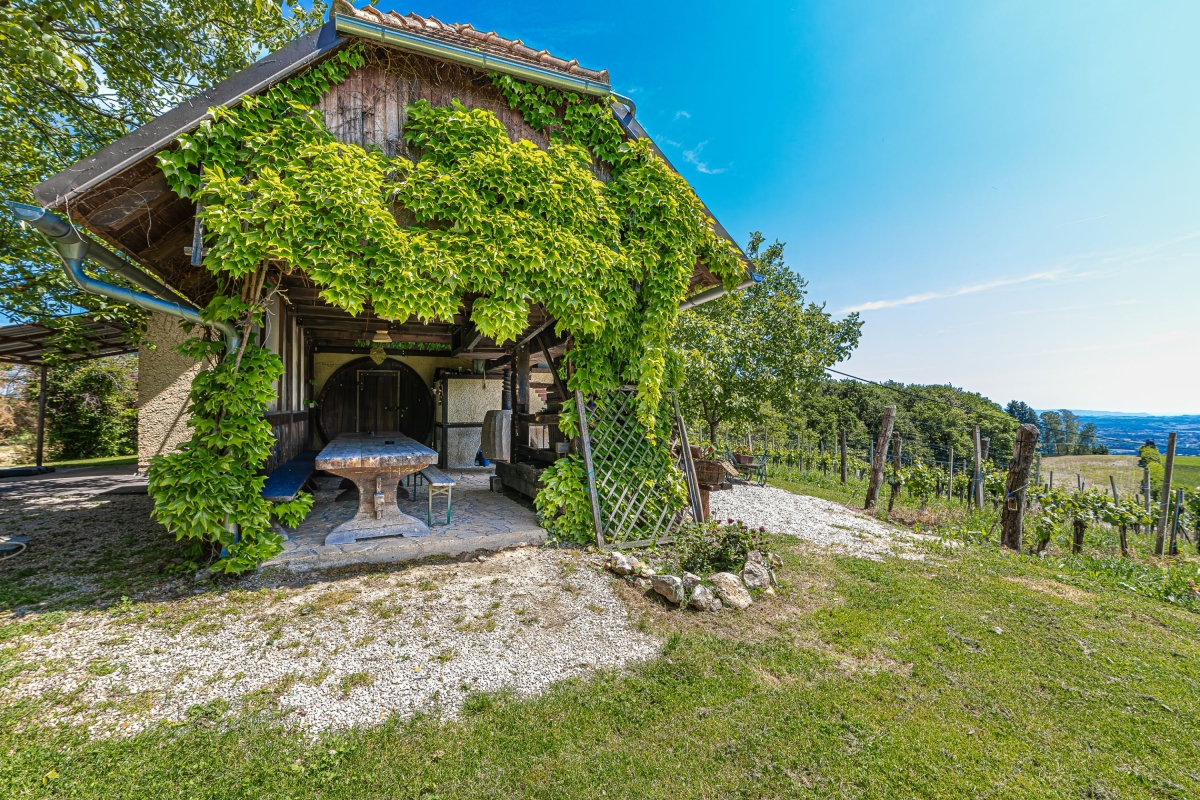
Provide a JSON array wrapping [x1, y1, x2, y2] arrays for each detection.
[[316, 431, 438, 471]]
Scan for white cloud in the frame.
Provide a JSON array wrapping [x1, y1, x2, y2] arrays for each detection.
[[682, 141, 727, 175], [674, 110, 691, 120], [841, 271, 1065, 313]]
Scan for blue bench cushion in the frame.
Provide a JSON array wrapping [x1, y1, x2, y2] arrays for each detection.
[[262, 458, 316, 502]]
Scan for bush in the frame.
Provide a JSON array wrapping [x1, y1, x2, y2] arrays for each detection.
[[33, 356, 137, 460], [672, 519, 767, 575]]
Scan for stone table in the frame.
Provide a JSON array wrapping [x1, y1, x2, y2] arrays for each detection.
[[315, 431, 437, 545]]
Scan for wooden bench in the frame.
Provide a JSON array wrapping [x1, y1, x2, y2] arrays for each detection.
[[261, 452, 317, 503], [407, 466, 455, 526]]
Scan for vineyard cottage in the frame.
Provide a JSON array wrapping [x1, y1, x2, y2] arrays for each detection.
[[13, 2, 752, 568]]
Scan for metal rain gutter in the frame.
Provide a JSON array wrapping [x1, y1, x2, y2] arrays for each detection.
[[334, 14, 635, 114], [678, 274, 763, 311], [6, 202, 240, 354]]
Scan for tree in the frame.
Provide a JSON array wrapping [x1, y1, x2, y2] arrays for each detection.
[[1005, 400, 1038, 426], [0, 0, 324, 339], [672, 233, 862, 441], [807, 378, 1017, 465], [26, 355, 138, 460]]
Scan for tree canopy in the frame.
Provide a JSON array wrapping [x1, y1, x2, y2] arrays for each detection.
[[671, 233, 862, 441], [0, 0, 324, 337]]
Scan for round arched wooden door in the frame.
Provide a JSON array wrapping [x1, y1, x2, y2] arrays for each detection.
[[316, 358, 434, 445]]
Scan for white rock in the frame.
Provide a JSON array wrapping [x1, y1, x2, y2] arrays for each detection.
[[709, 572, 752, 610], [609, 551, 635, 575], [688, 585, 721, 613], [651, 575, 684, 605], [741, 558, 772, 590], [681, 572, 702, 593]]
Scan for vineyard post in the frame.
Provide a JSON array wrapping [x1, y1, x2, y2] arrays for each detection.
[[1111, 474, 1128, 555], [1049, 470, 1054, 490], [1168, 487, 1184, 556], [947, 447, 954, 501], [1154, 432, 1177, 555], [1076, 473, 1083, 494], [839, 428, 848, 484], [865, 406, 896, 511], [887, 432, 902, 513], [1143, 467, 1151, 512], [972, 425, 983, 508], [1000, 424, 1039, 552], [981, 437, 990, 464], [1034, 453, 1041, 488]]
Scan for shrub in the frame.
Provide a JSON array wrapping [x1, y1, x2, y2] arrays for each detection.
[[672, 519, 767, 575]]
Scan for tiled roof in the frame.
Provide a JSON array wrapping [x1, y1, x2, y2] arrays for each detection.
[[334, 0, 610, 86]]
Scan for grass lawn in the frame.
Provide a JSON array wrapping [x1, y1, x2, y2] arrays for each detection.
[[4, 530, 1200, 798], [1169, 455, 1200, 490], [0, 454, 138, 471]]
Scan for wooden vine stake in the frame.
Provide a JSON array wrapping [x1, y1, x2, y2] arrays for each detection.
[[1110, 475, 1127, 556], [865, 406, 896, 511], [575, 389, 605, 549], [1000, 424, 1039, 552], [887, 432, 902, 513], [839, 428, 848, 485], [972, 425, 984, 509], [1154, 431, 1177, 556]]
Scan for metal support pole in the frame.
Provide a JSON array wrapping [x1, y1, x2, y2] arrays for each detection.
[[35, 363, 47, 468]]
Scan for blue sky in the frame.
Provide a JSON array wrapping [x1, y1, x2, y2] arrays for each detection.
[[373, 0, 1200, 414]]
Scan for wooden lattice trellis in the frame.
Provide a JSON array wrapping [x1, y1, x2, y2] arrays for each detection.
[[576, 387, 703, 548]]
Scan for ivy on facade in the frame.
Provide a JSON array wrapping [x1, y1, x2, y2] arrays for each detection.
[[150, 45, 743, 562]]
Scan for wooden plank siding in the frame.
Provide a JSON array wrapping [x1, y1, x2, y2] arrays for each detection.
[[317, 48, 553, 159], [263, 410, 311, 475]]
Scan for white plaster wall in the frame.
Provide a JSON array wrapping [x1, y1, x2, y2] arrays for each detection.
[[138, 312, 211, 469], [446, 376, 504, 423], [443, 377, 505, 468]]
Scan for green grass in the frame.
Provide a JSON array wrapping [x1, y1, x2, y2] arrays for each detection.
[[4, 540, 1200, 798], [2, 454, 138, 470], [1169, 455, 1200, 489]]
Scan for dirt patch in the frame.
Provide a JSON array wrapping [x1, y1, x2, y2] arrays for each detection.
[[1007, 576, 1094, 604]]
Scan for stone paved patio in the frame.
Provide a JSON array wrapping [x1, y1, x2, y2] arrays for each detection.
[[267, 468, 548, 571]]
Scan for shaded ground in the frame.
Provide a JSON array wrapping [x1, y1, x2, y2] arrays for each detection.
[[0, 466, 190, 613]]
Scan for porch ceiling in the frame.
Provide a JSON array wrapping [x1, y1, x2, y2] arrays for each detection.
[[282, 275, 555, 359]]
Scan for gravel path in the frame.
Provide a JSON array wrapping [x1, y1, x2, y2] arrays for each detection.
[[710, 483, 933, 559], [2, 547, 656, 737]]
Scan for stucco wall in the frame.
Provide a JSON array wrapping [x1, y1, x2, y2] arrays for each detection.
[[138, 312, 210, 468], [443, 377, 505, 468]]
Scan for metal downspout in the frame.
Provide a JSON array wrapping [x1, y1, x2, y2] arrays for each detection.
[[5, 202, 240, 354], [8, 201, 245, 547], [678, 274, 763, 311]]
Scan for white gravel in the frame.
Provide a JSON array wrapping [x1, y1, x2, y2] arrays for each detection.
[[1, 547, 656, 737], [709, 483, 933, 560]]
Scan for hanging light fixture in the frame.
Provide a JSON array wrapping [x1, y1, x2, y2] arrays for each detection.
[[371, 329, 392, 343]]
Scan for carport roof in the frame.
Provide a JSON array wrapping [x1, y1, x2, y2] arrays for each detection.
[[0, 315, 136, 366]]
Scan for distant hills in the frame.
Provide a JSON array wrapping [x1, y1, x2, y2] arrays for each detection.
[[1038, 412, 1200, 456]]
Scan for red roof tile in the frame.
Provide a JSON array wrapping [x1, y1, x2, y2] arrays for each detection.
[[334, 1, 611, 86]]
